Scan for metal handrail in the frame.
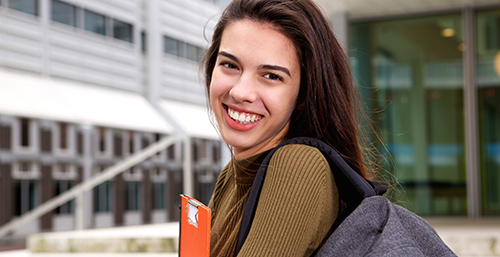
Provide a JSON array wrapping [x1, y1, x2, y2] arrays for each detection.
[[0, 135, 180, 239]]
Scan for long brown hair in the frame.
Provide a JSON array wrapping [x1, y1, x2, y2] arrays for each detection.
[[203, 0, 371, 179]]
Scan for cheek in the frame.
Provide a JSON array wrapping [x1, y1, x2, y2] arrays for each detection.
[[209, 70, 232, 103]]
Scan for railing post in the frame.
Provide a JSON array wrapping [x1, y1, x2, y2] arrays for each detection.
[[75, 192, 85, 230]]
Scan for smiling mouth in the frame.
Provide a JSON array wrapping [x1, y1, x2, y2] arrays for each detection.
[[226, 105, 262, 124]]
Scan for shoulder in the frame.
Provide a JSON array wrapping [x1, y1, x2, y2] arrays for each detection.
[[268, 144, 332, 182], [271, 144, 329, 169]]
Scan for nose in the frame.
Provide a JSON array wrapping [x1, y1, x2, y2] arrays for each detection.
[[229, 73, 258, 103]]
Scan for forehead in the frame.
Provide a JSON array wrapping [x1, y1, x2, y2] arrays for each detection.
[[219, 19, 299, 66]]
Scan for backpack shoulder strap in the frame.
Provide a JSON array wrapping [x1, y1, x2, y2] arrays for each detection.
[[234, 137, 386, 256]]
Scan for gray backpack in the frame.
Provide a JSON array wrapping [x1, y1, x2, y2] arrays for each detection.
[[235, 137, 457, 257]]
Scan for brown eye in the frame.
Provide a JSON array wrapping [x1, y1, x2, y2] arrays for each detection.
[[264, 73, 284, 82], [220, 61, 239, 70]]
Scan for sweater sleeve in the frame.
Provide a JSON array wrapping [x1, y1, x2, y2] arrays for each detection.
[[237, 144, 339, 257]]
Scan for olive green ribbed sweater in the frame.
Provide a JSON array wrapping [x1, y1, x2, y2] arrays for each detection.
[[208, 144, 339, 257]]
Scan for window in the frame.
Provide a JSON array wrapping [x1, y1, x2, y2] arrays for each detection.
[[163, 36, 203, 61], [59, 122, 68, 149], [55, 180, 74, 214], [167, 145, 175, 160], [177, 41, 186, 58], [129, 131, 134, 154], [141, 31, 147, 52], [9, 0, 38, 16], [94, 181, 111, 212], [198, 173, 214, 205], [192, 142, 199, 162], [84, 9, 106, 35], [20, 118, 30, 147], [213, 142, 221, 163], [477, 9, 500, 216], [98, 127, 106, 152], [94, 165, 111, 212], [142, 135, 149, 149], [350, 14, 466, 216], [197, 47, 205, 61], [114, 133, 122, 157], [152, 182, 165, 210], [113, 19, 133, 43], [164, 36, 178, 56], [19, 161, 32, 172], [0, 124, 12, 150], [14, 180, 38, 215], [51, 0, 76, 27], [125, 182, 140, 211], [186, 43, 199, 61], [77, 131, 83, 155], [40, 127, 52, 153]]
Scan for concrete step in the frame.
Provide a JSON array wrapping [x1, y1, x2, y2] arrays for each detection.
[[5, 219, 500, 256], [430, 219, 500, 257], [26, 223, 179, 254]]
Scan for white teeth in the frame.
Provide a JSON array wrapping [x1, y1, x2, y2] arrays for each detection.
[[227, 107, 261, 124]]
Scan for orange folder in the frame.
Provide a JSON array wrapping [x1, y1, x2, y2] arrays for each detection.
[[179, 194, 211, 257]]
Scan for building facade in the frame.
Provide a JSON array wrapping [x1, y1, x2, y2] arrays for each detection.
[[316, 0, 500, 218], [0, 0, 223, 240]]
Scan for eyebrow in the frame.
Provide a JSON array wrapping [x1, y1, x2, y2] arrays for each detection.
[[217, 51, 292, 78]]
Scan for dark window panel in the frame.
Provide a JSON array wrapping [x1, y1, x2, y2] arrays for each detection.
[[59, 123, 67, 149], [167, 145, 175, 160], [177, 41, 186, 58], [20, 118, 29, 147], [152, 182, 165, 210], [114, 133, 123, 157], [51, 0, 76, 27], [40, 129, 52, 153], [213, 142, 221, 163], [141, 31, 147, 52], [192, 142, 199, 162], [186, 43, 198, 61], [14, 180, 37, 216], [9, 0, 38, 16], [77, 132, 83, 155], [164, 36, 178, 56], [197, 47, 205, 61], [0, 124, 12, 150], [129, 131, 134, 154], [113, 19, 133, 43], [55, 180, 74, 214], [142, 137, 149, 149], [84, 9, 106, 35], [98, 127, 105, 152], [125, 182, 140, 211]]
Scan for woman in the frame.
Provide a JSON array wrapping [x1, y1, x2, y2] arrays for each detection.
[[203, 0, 372, 256]]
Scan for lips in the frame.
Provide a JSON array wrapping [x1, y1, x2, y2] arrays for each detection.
[[223, 105, 262, 131]]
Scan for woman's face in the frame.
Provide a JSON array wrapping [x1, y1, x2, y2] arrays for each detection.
[[210, 19, 301, 160]]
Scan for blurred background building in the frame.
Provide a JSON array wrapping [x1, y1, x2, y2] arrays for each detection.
[[0, 0, 224, 243], [315, 0, 500, 219], [1, 0, 500, 255]]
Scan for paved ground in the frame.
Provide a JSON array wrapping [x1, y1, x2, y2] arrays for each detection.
[[0, 250, 177, 257], [2, 219, 500, 256]]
